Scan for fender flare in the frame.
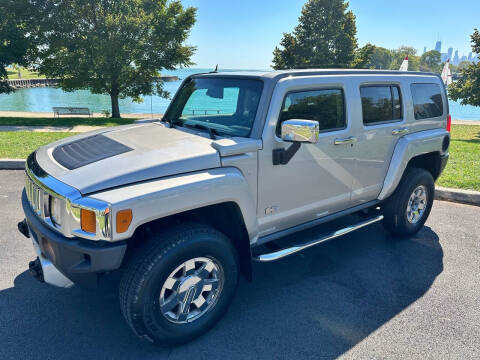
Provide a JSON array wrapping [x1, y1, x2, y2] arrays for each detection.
[[90, 167, 258, 243], [378, 129, 449, 201]]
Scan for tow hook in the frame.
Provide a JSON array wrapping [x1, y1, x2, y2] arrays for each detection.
[[29, 257, 45, 283], [18, 219, 30, 238]]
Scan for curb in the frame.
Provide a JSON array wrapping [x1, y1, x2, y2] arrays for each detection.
[[0, 159, 479, 207], [434, 186, 480, 207], [0, 159, 25, 170]]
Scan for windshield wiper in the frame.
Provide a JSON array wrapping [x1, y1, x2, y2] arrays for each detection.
[[183, 123, 219, 140]]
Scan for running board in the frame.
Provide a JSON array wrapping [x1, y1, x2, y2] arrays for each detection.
[[253, 215, 384, 262]]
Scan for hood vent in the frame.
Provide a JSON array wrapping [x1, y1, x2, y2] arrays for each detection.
[[52, 134, 133, 170]]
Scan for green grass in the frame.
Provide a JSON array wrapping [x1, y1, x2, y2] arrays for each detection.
[[437, 124, 480, 191], [0, 117, 135, 127], [7, 68, 45, 79], [0, 132, 78, 159]]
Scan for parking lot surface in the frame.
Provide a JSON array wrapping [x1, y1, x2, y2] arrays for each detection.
[[1, 170, 479, 359]]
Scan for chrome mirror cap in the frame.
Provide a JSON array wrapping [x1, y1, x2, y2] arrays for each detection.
[[281, 119, 319, 144]]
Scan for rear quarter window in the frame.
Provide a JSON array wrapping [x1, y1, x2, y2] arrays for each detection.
[[411, 83, 444, 120]]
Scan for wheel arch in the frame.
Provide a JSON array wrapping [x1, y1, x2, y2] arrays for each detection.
[[125, 202, 253, 281], [378, 129, 449, 201]]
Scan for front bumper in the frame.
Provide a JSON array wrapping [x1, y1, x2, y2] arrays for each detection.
[[20, 190, 127, 287]]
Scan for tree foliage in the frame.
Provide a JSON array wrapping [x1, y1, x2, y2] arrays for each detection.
[[28, 0, 196, 117], [449, 29, 480, 106], [272, 0, 358, 69], [420, 50, 441, 73], [352, 43, 375, 69], [0, 0, 32, 93], [391, 46, 420, 71]]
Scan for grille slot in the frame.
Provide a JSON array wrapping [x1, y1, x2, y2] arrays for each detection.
[[25, 172, 44, 217]]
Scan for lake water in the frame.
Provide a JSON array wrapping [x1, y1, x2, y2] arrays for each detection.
[[1, 68, 479, 120]]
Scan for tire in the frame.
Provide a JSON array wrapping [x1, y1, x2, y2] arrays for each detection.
[[119, 223, 239, 345], [383, 167, 435, 238]]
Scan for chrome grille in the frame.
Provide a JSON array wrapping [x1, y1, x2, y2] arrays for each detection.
[[25, 172, 46, 218]]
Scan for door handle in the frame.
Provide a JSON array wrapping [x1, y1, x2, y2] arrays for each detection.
[[334, 136, 357, 145], [392, 128, 409, 136]]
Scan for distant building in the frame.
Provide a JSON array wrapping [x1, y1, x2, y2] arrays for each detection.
[[468, 52, 473, 61], [441, 53, 448, 62], [460, 55, 468, 63], [447, 47, 453, 60], [435, 41, 442, 53], [423, 46, 427, 54], [453, 50, 459, 65]]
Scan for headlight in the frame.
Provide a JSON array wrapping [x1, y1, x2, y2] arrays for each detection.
[[49, 196, 62, 227]]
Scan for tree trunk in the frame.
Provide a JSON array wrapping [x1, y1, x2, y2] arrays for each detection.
[[110, 93, 120, 118]]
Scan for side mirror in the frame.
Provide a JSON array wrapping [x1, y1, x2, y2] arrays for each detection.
[[281, 119, 319, 144]]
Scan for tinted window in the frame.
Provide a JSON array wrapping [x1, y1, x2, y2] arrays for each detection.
[[277, 89, 345, 135], [361, 86, 402, 125], [411, 83, 444, 120]]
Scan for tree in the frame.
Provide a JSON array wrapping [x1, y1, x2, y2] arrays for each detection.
[[29, 0, 196, 118], [352, 43, 375, 68], [0, 0, 32, 93], [272, 0, 357, 69], [449, 29, 480, 106], [391, 46, 420, 71], [420, 50, 441, 73], [368, 46, 394, 69]]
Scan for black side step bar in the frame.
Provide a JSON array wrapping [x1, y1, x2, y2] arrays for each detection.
[[253, 215, 384, 262]]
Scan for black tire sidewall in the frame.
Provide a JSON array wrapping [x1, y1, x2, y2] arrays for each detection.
[[133, 229, 238, 344], [385, 168, 435, 237]]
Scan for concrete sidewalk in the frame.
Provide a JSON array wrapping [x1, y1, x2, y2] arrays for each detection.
[[0, 118, 477, 133], [0, 110, 163, 119], [0, 125, 105, 133]]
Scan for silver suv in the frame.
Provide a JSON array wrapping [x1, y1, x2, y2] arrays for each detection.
[[18, 69, 450, 345]]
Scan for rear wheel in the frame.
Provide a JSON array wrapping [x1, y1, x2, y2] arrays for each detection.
[[383, 168, 435, 238], [119, 223, 239, 345]]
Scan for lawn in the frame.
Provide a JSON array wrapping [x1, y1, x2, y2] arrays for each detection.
[[0, 132, 78, 159], [7, 68, 45, 79], [437, 124, 480, 191], [0, 117, 135, 127], [0, 124, 478, 192]]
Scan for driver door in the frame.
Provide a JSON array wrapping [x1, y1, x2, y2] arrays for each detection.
[[257, 78, 356, 237]]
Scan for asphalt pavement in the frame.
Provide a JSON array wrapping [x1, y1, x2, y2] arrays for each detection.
[[1, 170, 479, 359]]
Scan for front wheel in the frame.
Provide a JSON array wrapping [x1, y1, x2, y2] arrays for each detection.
[[383, 168, 435, 238], [119, 223, 239, 345]]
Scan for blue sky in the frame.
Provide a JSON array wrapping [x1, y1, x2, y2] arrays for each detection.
[[182, 0, 480, 69]]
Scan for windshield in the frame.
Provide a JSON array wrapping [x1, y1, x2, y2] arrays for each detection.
[[165, 77, 264, 137]]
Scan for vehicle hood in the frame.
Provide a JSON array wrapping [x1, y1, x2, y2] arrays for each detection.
[[35, 123, 221, 194]]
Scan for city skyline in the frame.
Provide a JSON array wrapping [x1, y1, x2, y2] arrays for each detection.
[[423, 40, 479, 65]]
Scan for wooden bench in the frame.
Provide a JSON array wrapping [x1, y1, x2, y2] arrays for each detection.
[[53, 107, 91, 118]]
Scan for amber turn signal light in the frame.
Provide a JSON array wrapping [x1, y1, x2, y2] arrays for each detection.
[[116, 209, 133, 233], [81, 209, 96, 233]]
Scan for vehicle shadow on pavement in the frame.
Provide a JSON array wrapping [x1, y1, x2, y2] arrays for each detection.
[[0, 224, 443, 360]]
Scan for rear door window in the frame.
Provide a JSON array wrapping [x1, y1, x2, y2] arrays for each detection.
[[360, 85, 402, 125], [411, 83, 444, 120], [277, 88, 346, 135]]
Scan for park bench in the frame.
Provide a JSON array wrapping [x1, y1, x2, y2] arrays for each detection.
[[52, 107, 91, 118]]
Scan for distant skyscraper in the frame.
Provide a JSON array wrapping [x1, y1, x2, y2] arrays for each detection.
[[447, 47, 453, 60], [453, 50, 459, 65], [460, 55, 468, 63], [468, 52, 473, 61], [423, 46, 427, 54], [441, 53, 448, 62], [435, 41, 442, 53]]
